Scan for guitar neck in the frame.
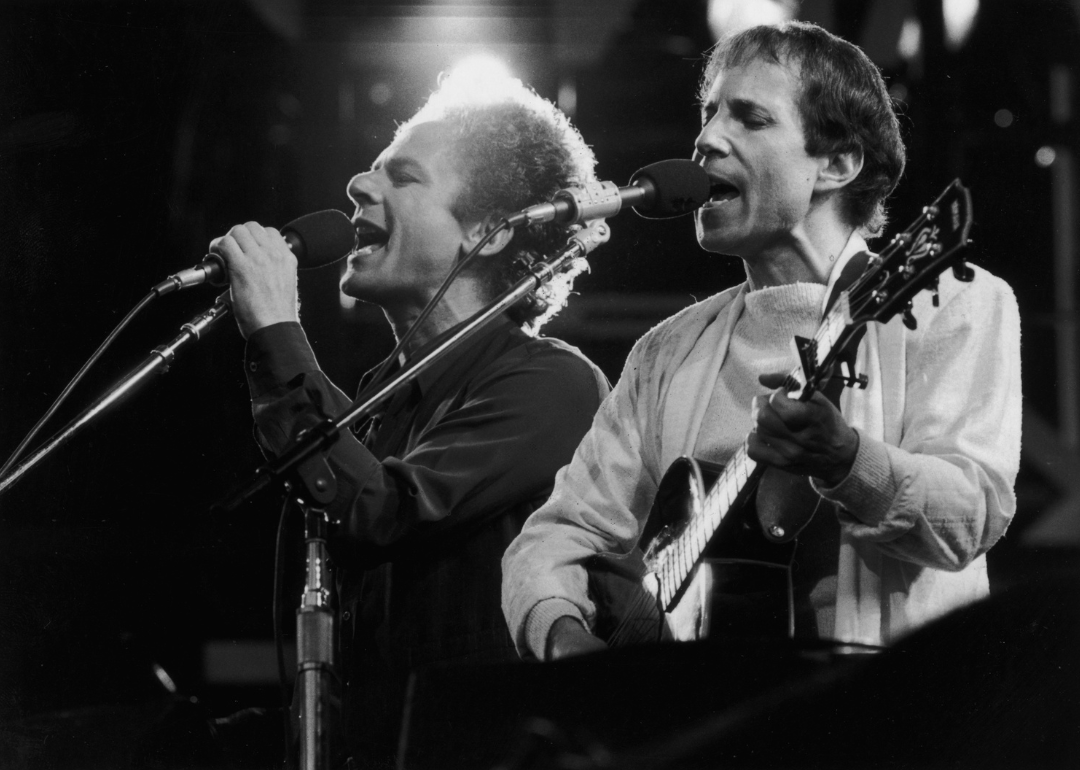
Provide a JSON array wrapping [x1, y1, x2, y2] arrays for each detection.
[[652, 444, 758, 608]]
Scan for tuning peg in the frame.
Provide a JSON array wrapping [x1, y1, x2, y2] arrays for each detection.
[[902, 302, 918, 330], [953, 260, 974, 282]]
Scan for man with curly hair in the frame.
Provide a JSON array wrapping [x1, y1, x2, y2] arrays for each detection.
[[211, 71, 609, 766], [503, 21, 1020, 661]]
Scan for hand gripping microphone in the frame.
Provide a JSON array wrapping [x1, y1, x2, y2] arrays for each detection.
[[154, 209, 357, 296], [505, 159, 711, 227]]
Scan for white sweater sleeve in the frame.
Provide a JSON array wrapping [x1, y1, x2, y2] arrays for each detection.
[[501, 335, 662, 659], [815, 270, 1022, 571]]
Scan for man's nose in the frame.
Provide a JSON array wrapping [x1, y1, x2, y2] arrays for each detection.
[[347, 171, 381, 208], [694, 119, 732, 160]]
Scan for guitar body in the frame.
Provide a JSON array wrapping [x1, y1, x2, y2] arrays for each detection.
[[587, 457, 824, 646]]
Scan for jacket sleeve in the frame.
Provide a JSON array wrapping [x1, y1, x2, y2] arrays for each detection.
[[245, 322, 608, 566], [501, 333, 663, 659], [814, 271, 1022, 571]]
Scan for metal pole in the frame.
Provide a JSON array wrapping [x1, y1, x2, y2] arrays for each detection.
[[0, 295, 232, 495], [296, 505, 335, 770]]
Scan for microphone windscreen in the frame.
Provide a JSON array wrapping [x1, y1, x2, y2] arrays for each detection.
[[629, 159, 711, 219], [281, 209, 356, 268]]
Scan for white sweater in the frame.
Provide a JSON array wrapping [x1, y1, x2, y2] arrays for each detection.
[[502, 235, 1022, 659]]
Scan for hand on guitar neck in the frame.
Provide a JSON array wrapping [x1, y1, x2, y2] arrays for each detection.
[[749, 372, 861, 488], [546, 616, 608, 660]]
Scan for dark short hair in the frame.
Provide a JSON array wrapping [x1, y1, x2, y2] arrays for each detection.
[[700, 21, 906, 235], [398, 73, 597, 332]]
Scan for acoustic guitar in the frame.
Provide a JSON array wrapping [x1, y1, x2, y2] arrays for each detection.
[[588, 180, 975, 647]]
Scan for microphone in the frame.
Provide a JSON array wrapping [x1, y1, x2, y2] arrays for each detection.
[[505, 159, 711, 227], [153, 209, 357, 296]]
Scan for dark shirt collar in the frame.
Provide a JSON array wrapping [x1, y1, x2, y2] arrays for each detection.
[[365, 313, 519, 398]]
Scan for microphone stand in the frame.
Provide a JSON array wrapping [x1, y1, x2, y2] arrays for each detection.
[[218, 219, 611, 770], [0, 293, 233, 495], [287, 453, 338, 770]]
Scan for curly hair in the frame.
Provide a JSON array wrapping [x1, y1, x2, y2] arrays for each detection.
[[700, 21, 906, 236], [396, 71, 598, 333]]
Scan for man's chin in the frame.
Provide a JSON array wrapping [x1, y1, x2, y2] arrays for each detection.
[[695, 228, 739, 257], [339, 273, 367, 301]]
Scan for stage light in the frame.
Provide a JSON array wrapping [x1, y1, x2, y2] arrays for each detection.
[[944, 0, 979, 50], [707, 0, 794, 41], [898, 17, 921, 61], [1036, 146, 1057, 168], [440, 54, 518, 103], [369, 82, 393, 106]]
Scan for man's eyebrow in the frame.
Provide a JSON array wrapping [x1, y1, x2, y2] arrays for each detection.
[[729, 97, 768, 114], [382, 156, 426, 179]]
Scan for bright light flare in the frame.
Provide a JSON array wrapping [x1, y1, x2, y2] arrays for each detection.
[[1036, 146, 1057, 168], [898, 17, 922, 60], [944, 0, 979, 50], [708, 0, 794, 41], [440, 54, 518, 104]]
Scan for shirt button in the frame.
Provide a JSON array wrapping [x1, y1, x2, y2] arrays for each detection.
[[249, 361, 258, 372], [341, 610, 351, 621]]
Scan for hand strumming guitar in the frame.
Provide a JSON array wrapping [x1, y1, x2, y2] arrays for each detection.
[[748, 372, 860, 488], [546, 616, 609, 660]]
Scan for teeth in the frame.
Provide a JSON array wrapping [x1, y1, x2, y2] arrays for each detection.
[[352, 243, 381, 257], [709, 183, 739, 203]]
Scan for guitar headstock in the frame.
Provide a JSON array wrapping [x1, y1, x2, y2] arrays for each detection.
[[849, 179, 973, 327]]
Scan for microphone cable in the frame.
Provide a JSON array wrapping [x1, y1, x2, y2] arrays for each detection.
[[355, 219, 513, 400], [0, 289, 160, 479]]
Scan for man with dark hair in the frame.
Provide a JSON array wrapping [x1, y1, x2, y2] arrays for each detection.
[[212, 71, 609, 766], [503, 21, 1020, 660]]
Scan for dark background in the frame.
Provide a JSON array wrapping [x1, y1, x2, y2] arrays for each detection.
[[0, 0, 1078, 747]]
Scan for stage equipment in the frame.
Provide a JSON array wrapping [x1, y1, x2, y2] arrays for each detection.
[[505, 158, 711, 226], [0, 209, 354, 495], [153, 209, 357, 296]]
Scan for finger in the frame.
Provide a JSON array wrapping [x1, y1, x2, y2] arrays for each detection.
[[244, 221, 282, 250], [250, 224, 296, 262], [747, 431, 799, 468], [767, 389, 816, 429], [758, 372, 788, 390], [229, 222, 263, 253], [209, 233, 243, 263], [753, 396, 804, 448], [754, 390, 812, 435]]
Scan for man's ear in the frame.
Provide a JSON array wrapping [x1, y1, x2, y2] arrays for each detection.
[[463, 215, 515, 257], [815, 147, 864, 193]]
